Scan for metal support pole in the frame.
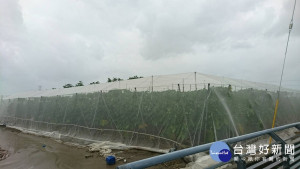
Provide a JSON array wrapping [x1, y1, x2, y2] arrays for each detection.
[[183, 79, 185, 92], [152, 75, 153, 92], [195, 72, 197, 91]]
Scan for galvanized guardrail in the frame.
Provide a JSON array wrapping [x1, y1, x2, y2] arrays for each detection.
[[117, 122, 300, 169]]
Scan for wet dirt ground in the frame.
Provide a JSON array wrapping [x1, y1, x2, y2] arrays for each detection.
[[0, 127, 185, 169]]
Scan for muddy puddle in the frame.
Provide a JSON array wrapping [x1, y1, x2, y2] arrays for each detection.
[[0, 127, 185, 169]]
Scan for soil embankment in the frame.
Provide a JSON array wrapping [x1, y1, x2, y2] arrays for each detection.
[[0, 127, 185, 169]]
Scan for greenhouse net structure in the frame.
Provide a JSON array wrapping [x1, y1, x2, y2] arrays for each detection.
[[0, 72, 300, 150]]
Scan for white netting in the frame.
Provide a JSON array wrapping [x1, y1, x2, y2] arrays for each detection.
[[3, 72, 298, 99], [0, 72, 299, 149]]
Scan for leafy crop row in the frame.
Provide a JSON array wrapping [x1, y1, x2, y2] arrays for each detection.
[[0, 87, 299, 147]]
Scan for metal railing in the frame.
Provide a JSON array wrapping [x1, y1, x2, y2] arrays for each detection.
[[117, 122, 300, 169]]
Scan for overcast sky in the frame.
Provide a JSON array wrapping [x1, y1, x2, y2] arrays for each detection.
[[0, 0, 299, 95]]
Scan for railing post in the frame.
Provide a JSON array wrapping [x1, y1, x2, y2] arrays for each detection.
[[268, 132, 286, 144], [228, 144, 246, 169], [237, 158, 246, 169], [268, 132, 290, 168]]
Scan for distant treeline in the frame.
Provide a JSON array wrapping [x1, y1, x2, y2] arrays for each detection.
[[61, 75, 143, 88]]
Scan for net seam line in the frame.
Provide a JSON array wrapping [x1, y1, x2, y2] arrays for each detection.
[[0, 115, 181, 145]]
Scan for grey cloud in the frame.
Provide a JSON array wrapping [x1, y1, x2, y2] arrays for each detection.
[[0, 0, 299, 95], [137, 0, 268, 59], [263, 0, 300, 38], [137, 0, 300, 60]]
